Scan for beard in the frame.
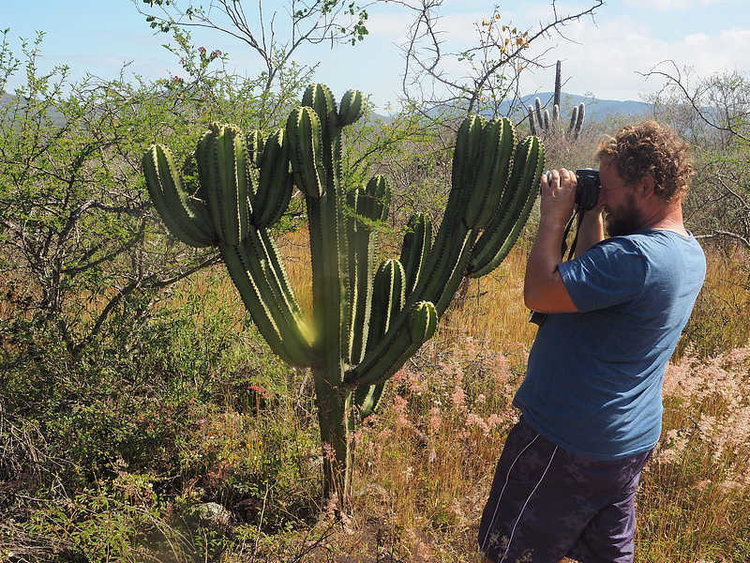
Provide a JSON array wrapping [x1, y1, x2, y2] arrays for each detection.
[[604, 195, 644, 236]]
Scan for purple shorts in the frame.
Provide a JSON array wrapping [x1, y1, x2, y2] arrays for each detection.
[[478, 417, 652, 563]]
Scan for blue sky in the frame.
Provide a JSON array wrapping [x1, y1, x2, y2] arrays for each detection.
[[3, 1, 750, 110]]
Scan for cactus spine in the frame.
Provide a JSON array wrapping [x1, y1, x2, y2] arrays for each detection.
[[143, 84, 543, 508], [528, 60, 585, 140]]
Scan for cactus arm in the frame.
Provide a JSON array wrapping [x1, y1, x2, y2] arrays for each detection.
[[574, 103, 585, 139], [469, 118, 516, 229], [287, 107, 326, 199], [554, 60, 562, 108], [365, 259, 406, 352], [567, 105, 579, 137], [214, 125, 250, 246], [237, 232, 313, 364], [552, 103, 560, 123], [195, 124, 252, 246], [250, 228, 314, 348], [142, 144, 215, 247], [535, 97, 544, 130], [247, 129, 265, 169], [468, 136, 544, 277], [464, 118, 502, 228], [304, 83, 339, 141], [345, 300, 436, 389], [353, 258, 406, 415], [257, 228, 305, 321], [253, 128, 294, 227], [399, 212, 432, 295], [448, 115, 485, 225], [346, 175, 391, 363], [528, 105, 537, 136], [346, 189, 374, 364], [406, 114, 484, 306], [338, 89, 366, 126], [220, 125, 250, 246], [220, 244, 303, 366]]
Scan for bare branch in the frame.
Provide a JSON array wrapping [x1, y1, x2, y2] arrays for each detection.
[[641, 61, 750, 143], [396, 0, 603, 115]]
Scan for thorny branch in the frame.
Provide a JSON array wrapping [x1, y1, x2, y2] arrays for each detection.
[[395, 0, 603, 118]]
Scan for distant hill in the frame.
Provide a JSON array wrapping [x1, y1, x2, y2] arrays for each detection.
[[512, 92, 653, 122], [1, 90, 653, 129], [1, 93, 68, 127], [411, 91, 655, 124]]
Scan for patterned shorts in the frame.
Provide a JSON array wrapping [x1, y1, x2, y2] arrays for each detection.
[[477, 417, 652, 563]]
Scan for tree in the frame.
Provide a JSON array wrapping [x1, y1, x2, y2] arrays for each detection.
[[394, 0, 604, 119], [645, 62, 750, 251], [135, 0, 373, 91], [0, 29, 306, 381]]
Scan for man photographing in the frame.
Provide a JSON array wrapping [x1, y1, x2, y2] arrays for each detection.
[[478, 121, 706, 562]]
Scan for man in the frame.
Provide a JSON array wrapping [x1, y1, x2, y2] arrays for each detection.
[[477, 121, 706, 562]]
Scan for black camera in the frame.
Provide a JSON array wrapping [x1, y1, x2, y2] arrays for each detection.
[[575, 168, 600, 210]]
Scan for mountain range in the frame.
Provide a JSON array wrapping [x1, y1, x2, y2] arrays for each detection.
[[2, 91, 654, 127], [509, 92, 654, 122]]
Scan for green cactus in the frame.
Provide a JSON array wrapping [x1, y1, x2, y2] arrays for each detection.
[[143, 84, 544, 507], [528, 60, 586, 140]]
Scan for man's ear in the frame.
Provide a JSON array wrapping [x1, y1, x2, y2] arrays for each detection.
[[637, 175, 655, 199]]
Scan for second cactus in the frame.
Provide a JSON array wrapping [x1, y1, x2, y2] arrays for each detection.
[[143, 84, 544, 508]]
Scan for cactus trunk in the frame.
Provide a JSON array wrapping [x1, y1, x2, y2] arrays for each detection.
[[143, 84, 543, 510], [315, 368, 353, 505]]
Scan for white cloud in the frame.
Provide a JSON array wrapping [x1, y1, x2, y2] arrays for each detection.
[[624, 0, 690, 10], [518, 16, 750, 101], [625, 0, 729, 9]]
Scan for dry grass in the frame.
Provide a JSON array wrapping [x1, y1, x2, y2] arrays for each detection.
[[232, 231, 749, 562]]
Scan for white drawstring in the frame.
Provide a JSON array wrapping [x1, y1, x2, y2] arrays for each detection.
[[479, 433, 540, 552], [500, 445, 559, 562]]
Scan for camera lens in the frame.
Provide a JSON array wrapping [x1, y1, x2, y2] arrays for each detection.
[[575, 168, 600, 210]]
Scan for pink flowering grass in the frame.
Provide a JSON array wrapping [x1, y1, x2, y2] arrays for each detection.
[[636, 344, 750, 561]]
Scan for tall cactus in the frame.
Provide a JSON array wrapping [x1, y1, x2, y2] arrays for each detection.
[[528, 60, 585, 140], [143, 84, 544, 507]]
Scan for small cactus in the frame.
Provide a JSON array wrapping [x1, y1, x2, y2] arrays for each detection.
[[528, 60, 585, 140], [143, 84, 544, 507]]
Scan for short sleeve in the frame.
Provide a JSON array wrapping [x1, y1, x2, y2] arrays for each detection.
[[558, 238, 647, 313]]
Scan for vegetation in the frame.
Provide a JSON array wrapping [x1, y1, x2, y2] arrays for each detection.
[[143, 81, 544, 508], [1, 10, 749, 563]]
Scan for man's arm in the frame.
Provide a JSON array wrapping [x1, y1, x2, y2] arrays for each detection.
[[574, 207, 605, 258], [524, 169, 579, 314]]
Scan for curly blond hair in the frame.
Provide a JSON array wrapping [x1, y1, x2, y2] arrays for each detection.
[[596, 121, 694, 202]]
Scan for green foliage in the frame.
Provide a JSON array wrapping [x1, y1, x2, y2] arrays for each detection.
[[0, 28, 317, 558]]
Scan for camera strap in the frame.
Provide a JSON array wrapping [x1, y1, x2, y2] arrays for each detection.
[[560, 205, 584, 261]]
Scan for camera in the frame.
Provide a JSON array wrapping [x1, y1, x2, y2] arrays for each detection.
[[575, 168, 600, 210]]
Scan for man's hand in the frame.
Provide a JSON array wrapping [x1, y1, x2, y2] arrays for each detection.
[[524, 169, 578, 314], [540, 168, 577, 227]]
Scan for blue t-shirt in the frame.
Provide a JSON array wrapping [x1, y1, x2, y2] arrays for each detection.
[[513, 229, 706, 460]]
